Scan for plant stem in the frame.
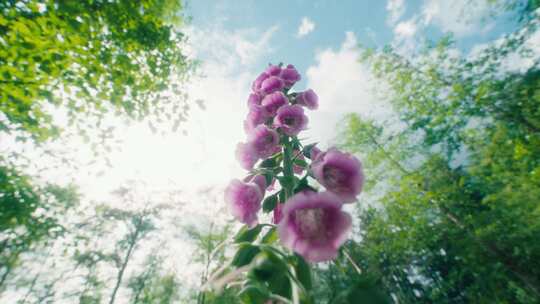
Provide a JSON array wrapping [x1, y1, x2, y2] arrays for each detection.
[[289, 265, 301, 304], [343, 249, 362, 275], [282, 134, 303, 303], [282, 135, 294, 200]]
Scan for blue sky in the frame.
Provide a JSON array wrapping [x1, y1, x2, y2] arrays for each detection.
[[187, 0, 521, 83]]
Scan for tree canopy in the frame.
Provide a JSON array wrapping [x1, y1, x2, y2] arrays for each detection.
[[334, 7, 540, 303], [1, 1, 192, 301], [1, 0, 192, 144]]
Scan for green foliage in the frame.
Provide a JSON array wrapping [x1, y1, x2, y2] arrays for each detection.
[[0, 162, 79, 288], [0, 1, 192, 299], [293, 254, 312, 291], [331, 278, 390, 304], [234, 225, 263, 243], [0, 0, 192, 144], [128, 255, 180, 304], [311, 242, 389, 304], [262, 195, 278, 213], [183, 220, 236, 304], [232, 243, 261, 268], [335, 9, 540, 304]]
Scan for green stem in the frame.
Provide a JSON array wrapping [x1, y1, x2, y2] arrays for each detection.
[[282, 135, 295, 200], [289, 265, 301, 304], [343, 249, 362, 275], [281, 135, 303, 303]]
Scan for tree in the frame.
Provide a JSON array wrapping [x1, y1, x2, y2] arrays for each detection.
[[336, 7, 540, 303], [1, 0, 192, 144], [0, 1, 192, 299], [312, 241, 391, 304], [68, 187, 162, 304], [0, 164, 78, 292], [128, 254, 180, 304], [184, 222, 234, 304]]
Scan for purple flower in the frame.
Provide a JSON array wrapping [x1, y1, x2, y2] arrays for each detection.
[[273, 203, 283, 224], [244, 174, 267, 193], [297, 89, 318, 110], [235, 142, 258, 170], [274, 105, 308, 136], [260, 76, 284, 95], [247, 93, 263, 109], [225, 179, 263, 227], [280, 64, 301, 87], [278, 191, 352, 262], [247, 125, 280, 159], [243, 106, 268, 133], [265, 64, 282, 76], [252, 72, 270, 93], [311, 148, 364, 203], [261, 91, 288, 116]]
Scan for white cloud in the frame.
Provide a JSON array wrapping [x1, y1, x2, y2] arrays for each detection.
[[389, 0, 496, 55], [387, 0, 499, 55], [390, 16, 423, 56], [506, 28, 540, 72], [297, 17, 316, 38], [304, 32, 391, 148], [187, 25, 279, 68], [394, 19, 417, 38], [421, 0, 494, 37], [386, 0, 406, 25]]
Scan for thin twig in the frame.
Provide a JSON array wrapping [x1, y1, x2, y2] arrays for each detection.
[[343, 249, 362, 275]]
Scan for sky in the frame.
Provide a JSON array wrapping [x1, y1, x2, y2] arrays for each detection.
[[3, 0, 536, 301], [67, 0, 522, 199]]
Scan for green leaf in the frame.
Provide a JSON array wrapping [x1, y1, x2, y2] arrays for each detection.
[[268, 274, 292, 299], [262, 195, 278, 213], [263, 172, 274, 186], [249, 250, 292, 298], [234, 225, 263, 243], [293, 177, 316, 194], [277, 175, 297, 191], [232, 243, 261, 267], [238, 284, 268, 304], [279, 190, 286, 204], [259, 158, 277, 168], [294, 254, 312, 290], [261, 227, 278, 244], [250, 251, 289, 281], [293, 158, 308, 168]]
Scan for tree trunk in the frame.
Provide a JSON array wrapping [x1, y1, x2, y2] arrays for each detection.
[[0, 263, 14, 290], [109, 231, 139, 304]]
